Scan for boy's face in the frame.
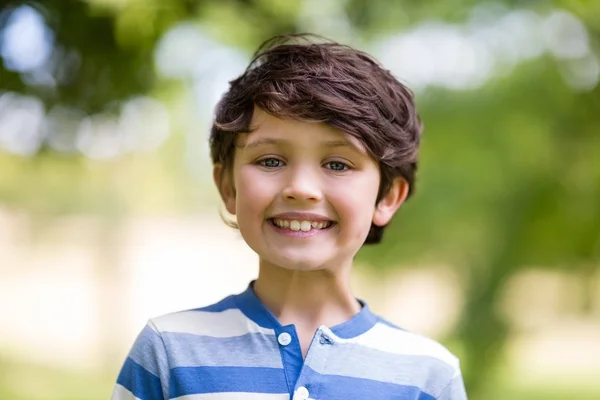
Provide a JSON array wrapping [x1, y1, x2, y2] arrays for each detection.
[[215, 108, 407, 272]]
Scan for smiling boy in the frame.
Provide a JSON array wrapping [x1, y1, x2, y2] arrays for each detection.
[[112, 34, 467, 400]]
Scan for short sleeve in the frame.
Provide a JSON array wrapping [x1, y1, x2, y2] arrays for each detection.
[[112, 321, 170, 400], [438, 365, 468, 400]]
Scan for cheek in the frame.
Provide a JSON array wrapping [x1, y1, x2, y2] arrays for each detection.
[[237, 168, 273, 198], [329, 175, 379, 220], [234, 168, 273, 222]]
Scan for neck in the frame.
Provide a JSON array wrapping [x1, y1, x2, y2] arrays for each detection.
[[253, 260, 361, 329]]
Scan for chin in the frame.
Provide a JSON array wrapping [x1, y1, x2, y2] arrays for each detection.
[[268, 254, 330, 272]]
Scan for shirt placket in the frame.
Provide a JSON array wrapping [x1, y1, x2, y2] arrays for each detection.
[[292, 326, 336, 400]]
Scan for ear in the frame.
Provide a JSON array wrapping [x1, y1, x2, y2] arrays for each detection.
[[372, 177, 409, 226], [213, 164, 236, 215]]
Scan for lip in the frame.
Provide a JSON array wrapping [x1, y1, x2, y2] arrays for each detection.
[[269, 212, 333, 222]]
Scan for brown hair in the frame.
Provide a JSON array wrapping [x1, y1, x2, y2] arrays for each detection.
[[209, 34, 422, 244]]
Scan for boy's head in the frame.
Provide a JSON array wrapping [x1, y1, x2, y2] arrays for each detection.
[[210, 34, 421, 269]]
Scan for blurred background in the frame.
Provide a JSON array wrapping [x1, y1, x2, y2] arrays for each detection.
[[1, 0, 599, 399]]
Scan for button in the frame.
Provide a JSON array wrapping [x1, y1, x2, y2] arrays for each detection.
[[277, 332, 292, 346], [294, 386, 309, 399], [319, 334, 332, 345]]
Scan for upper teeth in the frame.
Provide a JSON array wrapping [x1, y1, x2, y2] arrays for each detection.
[[272, 219, 330, 231]]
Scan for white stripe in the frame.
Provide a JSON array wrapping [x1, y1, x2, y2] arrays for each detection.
[[151, 308, 275, 338], [173, 393, 290, 400], [347, 322, 460, 368], [111, 384, 142, 400]]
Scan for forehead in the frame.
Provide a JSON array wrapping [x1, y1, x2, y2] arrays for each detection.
[[241, 107, 367, 152]]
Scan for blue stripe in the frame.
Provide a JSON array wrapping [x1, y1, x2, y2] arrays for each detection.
[[317, 344, 455, 394], [117, 357, 163, 400], [169, 366, 288, 397], [160, 331, 282, 368], [298, 366, 436, 400], [128, 325, 167, 377]]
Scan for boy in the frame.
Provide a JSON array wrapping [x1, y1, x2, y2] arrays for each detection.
[[112, 34, 467, 400]]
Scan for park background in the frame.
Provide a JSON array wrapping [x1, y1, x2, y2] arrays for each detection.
[[1, 0, 599, 399]]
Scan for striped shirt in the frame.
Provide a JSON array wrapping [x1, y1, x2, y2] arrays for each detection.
[[112, 283, 467, 400]]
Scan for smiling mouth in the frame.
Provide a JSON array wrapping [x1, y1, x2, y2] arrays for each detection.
[[268, 218, 334, 232]]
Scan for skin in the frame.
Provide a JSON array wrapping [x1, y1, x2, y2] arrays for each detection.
[[214, 107, 408, 356]]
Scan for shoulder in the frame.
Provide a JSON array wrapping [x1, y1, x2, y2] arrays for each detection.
[[148, 294, 272, 337], [345, 316, 465, 397], [350, 316, 460, 373]]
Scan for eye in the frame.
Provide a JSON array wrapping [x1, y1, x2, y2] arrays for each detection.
[[259, 158, 284, 168], [325, 161, 349, 171]]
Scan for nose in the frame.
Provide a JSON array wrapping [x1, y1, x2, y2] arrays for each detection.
[[281, 166, 322, 202]]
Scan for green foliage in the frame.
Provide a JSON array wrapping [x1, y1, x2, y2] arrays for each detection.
[[359, 56, 600, 270]]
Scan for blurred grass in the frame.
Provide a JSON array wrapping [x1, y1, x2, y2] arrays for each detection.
[[0, 358, 113, 400], [487, 388, 600, 400], [1, 356, 599, 400]]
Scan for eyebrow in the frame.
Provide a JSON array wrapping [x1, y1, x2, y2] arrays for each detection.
[[243, 137, 360, 151], [242, 137, 286, 149]]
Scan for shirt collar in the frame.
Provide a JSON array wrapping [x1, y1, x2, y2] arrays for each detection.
[[233, 281, 379, 339]]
